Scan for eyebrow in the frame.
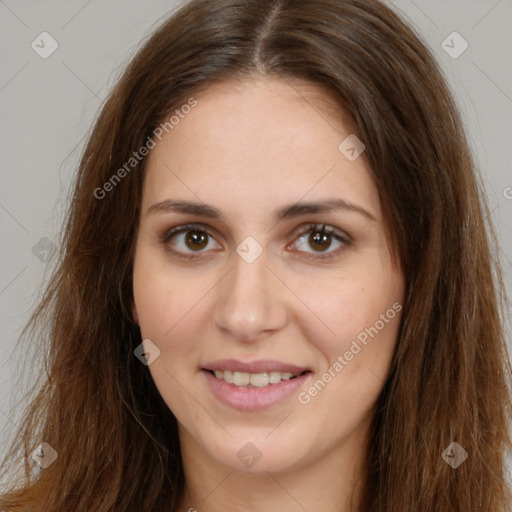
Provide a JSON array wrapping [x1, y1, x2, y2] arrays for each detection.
[[146, 198, 377, 222]]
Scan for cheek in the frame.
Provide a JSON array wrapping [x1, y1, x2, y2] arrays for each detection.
[[132, 252, 206, 368], [133, 248, 204, 334], [292, 266, 403, 356], [297, 279, 402, 430], [292, 266, 403, 423], [291, 268, 403, 419], [132, 257, 214, 416]]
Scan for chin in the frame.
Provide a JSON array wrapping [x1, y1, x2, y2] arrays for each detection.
[[203, 432, 311, 474]]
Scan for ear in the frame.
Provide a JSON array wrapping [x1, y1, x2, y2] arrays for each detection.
[[131, 299, 139, 325]]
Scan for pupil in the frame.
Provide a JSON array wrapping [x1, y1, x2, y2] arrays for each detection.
[[186, 231, 208, 250], [309, 230, 331, 252]]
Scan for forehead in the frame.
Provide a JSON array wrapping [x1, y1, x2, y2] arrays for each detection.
[[141, 76, 378, 219], [172, 76, 355, 152], [193, 75, 354, 129]]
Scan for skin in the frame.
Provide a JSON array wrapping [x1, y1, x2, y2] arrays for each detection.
[[131, 76, 405, 512]]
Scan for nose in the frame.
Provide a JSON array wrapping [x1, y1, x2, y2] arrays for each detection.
[[213, 249, 288, 343]]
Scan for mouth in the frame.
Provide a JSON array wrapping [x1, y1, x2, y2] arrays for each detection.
[[200, 361, 313, 411], [204, 368, 310, 388]]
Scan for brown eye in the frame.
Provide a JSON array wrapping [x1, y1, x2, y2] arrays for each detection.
[[308, 229, 332, 252], [289, 223, 351, 260], [161, 222, 351, 261], [185, 230, 209, 251], [160, 223, 222, 259]]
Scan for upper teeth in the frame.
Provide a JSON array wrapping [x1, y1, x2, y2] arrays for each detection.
[[213, 370, 301, 388]]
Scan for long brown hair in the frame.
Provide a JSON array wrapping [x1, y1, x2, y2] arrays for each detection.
[[1, 0, 511, 510]]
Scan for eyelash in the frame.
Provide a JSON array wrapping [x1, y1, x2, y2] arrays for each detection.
[[159, 222, 352, 261]]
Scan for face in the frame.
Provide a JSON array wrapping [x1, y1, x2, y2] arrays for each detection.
[[131, 76, 405, 474]]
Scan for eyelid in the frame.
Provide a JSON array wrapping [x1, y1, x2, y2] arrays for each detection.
[[287, 223, 352, 260], [159, 222, 352, 260], [160, 222, 222, 259], [290, 222, 350, 242]]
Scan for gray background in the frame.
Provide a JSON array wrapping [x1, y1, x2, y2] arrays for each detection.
[[1, 0, 511, 477]]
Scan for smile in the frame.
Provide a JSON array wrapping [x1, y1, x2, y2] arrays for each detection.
[[209, 369, 307, 388], [201, 365, 312, 411]]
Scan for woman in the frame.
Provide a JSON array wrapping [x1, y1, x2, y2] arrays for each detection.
[[1, 0, 511, 510]]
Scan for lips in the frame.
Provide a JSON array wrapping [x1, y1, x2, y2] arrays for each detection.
[[202, 358, 310, 374], [201, 359, 312, 411]]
